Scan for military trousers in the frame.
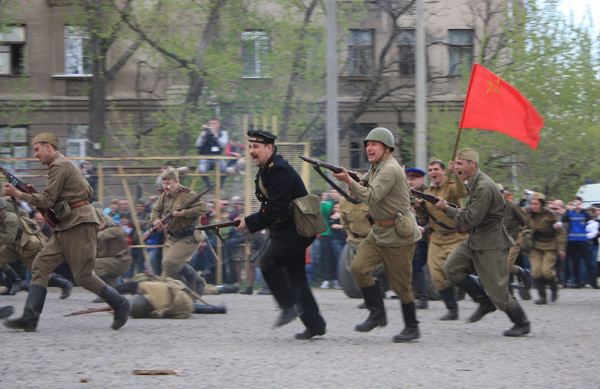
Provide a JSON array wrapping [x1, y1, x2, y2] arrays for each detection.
[[506, 245, 521, 275], [427, 240, 462, 291], [443, 242, 514, 311], [94, 255, 133, 286], [161, 235, 199, 280], [32, 223, 105, 295], [351, 234, 416, 304], [529, 248, 557, 279], [260, 223, 325, 331]]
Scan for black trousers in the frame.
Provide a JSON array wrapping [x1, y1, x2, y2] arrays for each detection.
[[566, 240, 597, 287], [260, 224, 325, 331]]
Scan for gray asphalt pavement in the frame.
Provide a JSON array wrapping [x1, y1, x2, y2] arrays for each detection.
[[1, 286, 599, 388]]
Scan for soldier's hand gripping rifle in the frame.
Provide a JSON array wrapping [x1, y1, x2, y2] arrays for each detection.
[[410, 188, 459, 209], [142, 184, 214, 242], [299, 156, 363, 204], [0, 166, 60, 227]]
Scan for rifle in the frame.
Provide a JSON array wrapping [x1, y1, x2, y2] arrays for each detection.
[[299, 156, 361, 182], [142, 184, 214, 242], [64, 306, 113, 317], [0, 166, 60, 228], [410, 189, 459, 209], [193, 220, 240, 231], [194, 220, 244, 263]]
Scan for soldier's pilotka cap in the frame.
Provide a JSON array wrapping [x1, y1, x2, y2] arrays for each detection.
[[160, 167, 179, 181], [456, 147, 479, 162], [406, 167, 425, 177], [32, 132, 59, 148], [247, 130, 277, 144], [429, 157, 443, 164]]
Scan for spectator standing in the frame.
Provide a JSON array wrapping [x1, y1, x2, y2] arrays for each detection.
[[585, 207, 599, 286], [224, 134, 246, 175], [195, 119, 228, 188], [562, 197, 596, 288], [104, 198, 121, 222], [328, 202, 345, 289], [319, 189, 339, 289], [80, 160, 98, 202]]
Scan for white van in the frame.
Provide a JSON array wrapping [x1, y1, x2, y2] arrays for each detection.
[[576, 184, 600, 208]]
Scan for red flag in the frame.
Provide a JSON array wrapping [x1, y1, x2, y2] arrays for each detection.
[[459, 64, 544, 150]]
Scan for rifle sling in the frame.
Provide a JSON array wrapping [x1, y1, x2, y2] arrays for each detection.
[[420, 205, 458, 231], [312, 166, 361, 205]]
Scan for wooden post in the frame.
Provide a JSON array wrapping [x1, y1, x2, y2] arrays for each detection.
[[118, 165, 153, 276]]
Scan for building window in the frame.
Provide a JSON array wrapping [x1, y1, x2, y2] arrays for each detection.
[[448, 29, 473, 76], [0, 127, 29, 171], [397, 29, 415, 77], [241, 31, 270, 78], [349, 123, 376, 170], [66, 125, 89, 158], [0, 26, 26, 76], [64, 26, 92, 75], [348, 29, 373, 76]]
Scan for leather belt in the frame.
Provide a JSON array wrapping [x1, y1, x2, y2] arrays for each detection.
[[435, 229, 459, 236], [69, 200, 90, 209], [351, 231, 367, 239], [169, 226, 195, 239], [375, 220, 395, 227]]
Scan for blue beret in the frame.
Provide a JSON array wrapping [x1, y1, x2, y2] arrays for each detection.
[[247, 130, 277, 144], [406, 167, 425, 177]]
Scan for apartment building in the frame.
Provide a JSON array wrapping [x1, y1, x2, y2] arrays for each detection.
[[0, 0, 507, 171]]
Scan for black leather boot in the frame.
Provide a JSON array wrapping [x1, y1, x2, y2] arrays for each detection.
[[503, 301, 530, 337], [548, 278, 558, 302], [534, 278, 547, 305], [457, 276, 497, 323], [99, 285, 130, 330], [517, 266, 532, 300], [179, 263, 205, 295], [4, 285, 47, 332], [193, 303, 227, 314], [355, 284, 387, 332], [412, 271, 428, 309], [239, 286, 253, 295], [5, 268, 29, 296], [393, 301, 420, 342], [438, 286, 459, 321], [0, 305, 14, 319], [274, 303, 303, 327], [295, 325, 326, 340], [48, 273, 73, 299]]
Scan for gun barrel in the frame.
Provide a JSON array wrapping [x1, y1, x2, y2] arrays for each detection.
[[195, 220, 241, 231]]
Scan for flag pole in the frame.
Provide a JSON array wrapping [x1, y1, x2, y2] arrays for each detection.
[[446, 127, 462, 180]]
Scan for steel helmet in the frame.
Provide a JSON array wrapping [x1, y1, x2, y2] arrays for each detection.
[[129, 294, 154, 318], [364, 127, 395, 151]]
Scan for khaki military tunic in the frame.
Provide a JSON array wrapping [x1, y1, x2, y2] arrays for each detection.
[[415, 177, 468, 291], [93, 214, 132, 286], [150, 185, 208, 278], [504, 199, 526, 274], [443, 169, 516, 311], [348, 154, 421, 303], [21, 152, 103, 293], [522, 209, 566, 279], [138, 278, 194, 319]]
